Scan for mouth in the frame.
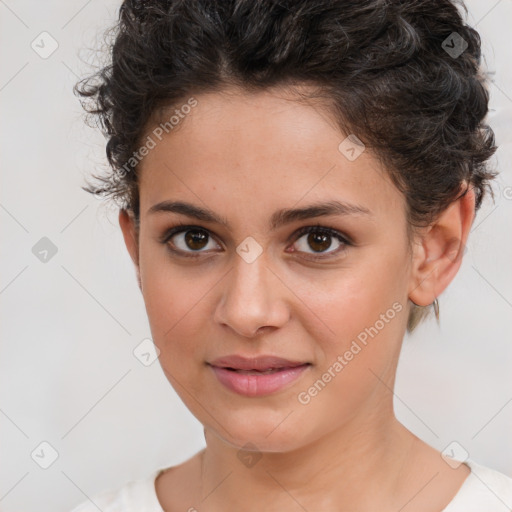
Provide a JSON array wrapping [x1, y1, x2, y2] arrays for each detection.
[[207, 355, 311, 397], [208, 354, 310, 372], [218, 367, 307, 375]]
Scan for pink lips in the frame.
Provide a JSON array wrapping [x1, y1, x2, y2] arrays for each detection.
[[207, 355, 311, 397]]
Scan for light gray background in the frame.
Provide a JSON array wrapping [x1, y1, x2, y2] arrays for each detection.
[[0, 1, 511, 511]]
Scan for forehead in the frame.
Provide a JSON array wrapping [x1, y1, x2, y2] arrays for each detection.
[[138, 86, 405, 224]]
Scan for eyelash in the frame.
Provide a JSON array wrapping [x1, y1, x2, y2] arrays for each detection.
[[159, 222, 352, 262]]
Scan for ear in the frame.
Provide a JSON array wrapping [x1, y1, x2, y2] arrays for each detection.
[[408, 184, 475, 306], [119, 209, 142, 291]]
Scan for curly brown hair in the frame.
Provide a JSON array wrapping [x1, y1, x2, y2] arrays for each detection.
[[75, 0, 497, 331]]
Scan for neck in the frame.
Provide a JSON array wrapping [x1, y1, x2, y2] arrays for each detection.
[[198, 406, 417, 511]]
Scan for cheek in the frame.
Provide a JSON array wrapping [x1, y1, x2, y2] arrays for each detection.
[[297, 246, 409, 390], [302, 248, 408, 344], [138, 244, 209, 363], [295, 284, 406, 428]]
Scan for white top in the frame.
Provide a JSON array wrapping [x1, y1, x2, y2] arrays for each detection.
[[70, 459, 512, 512]]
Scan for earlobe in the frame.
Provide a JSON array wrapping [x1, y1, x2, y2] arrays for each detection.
[[118, 209, 142, 291], [408, 185, 475, 307]]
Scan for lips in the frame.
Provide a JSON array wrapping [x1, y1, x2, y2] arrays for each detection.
[[207, 355, 311, 397], [208, 355, 309, 372]]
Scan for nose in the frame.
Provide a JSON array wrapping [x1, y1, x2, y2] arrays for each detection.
[[213, 251, 290, 338]]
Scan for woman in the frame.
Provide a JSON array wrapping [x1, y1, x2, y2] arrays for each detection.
[[71, 0, 512, 510]]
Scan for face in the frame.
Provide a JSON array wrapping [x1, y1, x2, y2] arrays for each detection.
[[123, 86, 414, 452]]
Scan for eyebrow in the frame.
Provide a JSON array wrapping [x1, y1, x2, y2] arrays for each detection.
[[147, 199, 372, 230]]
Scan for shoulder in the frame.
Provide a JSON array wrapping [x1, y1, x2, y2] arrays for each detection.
[[442, 459, 512, 512], [68, 469, 166, 512]]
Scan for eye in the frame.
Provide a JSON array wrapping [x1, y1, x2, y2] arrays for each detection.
[[159, 223, 351, 261], [289, 225, 351, 260], [160, 224, 221, 257]]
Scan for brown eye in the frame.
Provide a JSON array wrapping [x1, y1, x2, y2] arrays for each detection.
[[162, 226, 221, 255], [304, 231, 333, 252], [183, 229, 209, 250], [291, 225, 350, 260]]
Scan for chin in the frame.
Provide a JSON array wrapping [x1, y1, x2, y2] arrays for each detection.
[[206, 408, 316, 454], [222, 431, 305, 454]]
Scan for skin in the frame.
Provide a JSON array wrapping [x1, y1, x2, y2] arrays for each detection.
[[119, 85, 475, 511]]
